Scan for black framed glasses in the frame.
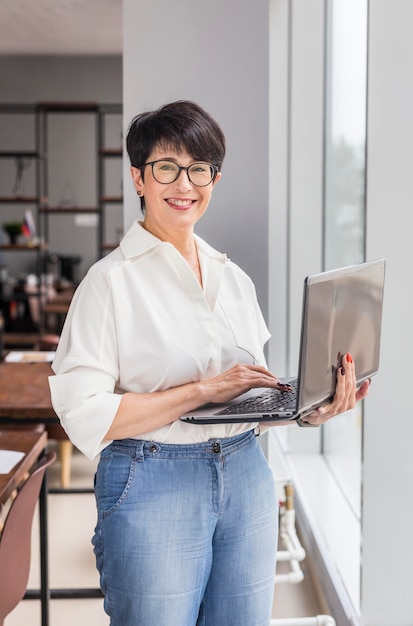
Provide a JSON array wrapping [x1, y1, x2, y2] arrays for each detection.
[[142, 160, 218, 187]]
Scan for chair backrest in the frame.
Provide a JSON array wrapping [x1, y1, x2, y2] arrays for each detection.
[[0, 451, 56, 625]]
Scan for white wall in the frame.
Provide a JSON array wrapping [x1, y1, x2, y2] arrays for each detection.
[[123, 0, 270, 315], [362, 1, 413, 623]]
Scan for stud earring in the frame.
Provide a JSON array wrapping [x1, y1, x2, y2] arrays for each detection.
[[137, 190, 142, 196]]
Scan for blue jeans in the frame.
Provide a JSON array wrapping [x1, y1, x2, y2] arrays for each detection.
[[92, 430, 278, 626]]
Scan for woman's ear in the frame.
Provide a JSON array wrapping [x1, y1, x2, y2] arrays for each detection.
[[212, 172, 221, 188], [130, 166, 144, 196]]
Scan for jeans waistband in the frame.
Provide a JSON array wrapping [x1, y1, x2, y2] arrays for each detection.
[[107, 429, 256, 461]]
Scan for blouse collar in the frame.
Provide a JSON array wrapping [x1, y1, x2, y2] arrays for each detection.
[[120, 220, 228, 266]]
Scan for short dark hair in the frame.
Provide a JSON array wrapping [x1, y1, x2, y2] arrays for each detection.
[[126, 100, 226, 173]]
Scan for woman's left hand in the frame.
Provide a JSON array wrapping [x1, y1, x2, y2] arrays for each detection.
[[299, 352, 370, 426]]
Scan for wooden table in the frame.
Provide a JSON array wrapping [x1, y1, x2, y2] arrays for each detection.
[[0, 428, 49, 625], [0, 361, 73, 487], [0, 361, 56, 420]]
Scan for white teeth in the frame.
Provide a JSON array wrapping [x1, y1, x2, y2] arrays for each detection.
[[169, 199, 192, 207]]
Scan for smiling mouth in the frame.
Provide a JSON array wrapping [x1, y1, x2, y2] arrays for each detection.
[[166, 198, 195, 209]]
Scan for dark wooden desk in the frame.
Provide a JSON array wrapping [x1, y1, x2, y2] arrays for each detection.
[[0, 361, 56, 421], [0, 428, 49, 626]]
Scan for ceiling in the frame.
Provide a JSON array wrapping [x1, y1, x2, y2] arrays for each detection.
[[0, 0, 122, 55]]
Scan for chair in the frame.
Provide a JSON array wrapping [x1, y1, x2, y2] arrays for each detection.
[[0, 451, 56, 626], [0, 424, 46, 500]]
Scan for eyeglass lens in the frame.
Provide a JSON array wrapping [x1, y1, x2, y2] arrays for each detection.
[[151, 161, 215, 186]]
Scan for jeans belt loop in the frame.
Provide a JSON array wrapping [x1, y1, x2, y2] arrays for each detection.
[[134, 440, 145, 462]]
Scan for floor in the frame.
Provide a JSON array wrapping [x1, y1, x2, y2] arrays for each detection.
[[6, 444, 325, 626]]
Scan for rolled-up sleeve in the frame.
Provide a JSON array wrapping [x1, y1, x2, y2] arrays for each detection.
[[49, 370, 122, 460], [49, 260, 123, 460]]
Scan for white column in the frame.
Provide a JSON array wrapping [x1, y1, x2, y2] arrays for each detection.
[[362, 1, 413, 623], [122, 0, 271, 316]]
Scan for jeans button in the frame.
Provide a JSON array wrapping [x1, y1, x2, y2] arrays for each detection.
[[149, 444, 159, 453], [212, 442, 221, 454]]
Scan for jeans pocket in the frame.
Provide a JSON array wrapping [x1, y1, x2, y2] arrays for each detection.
[[95, 448, 137, 519]]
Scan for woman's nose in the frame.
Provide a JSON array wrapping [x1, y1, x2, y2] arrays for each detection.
[[174, 168, 192, 190]]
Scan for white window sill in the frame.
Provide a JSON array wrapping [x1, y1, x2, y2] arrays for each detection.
[[266, 429, 361, 622]]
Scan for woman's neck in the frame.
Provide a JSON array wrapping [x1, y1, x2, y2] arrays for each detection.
[[142, 221, 202, 285]]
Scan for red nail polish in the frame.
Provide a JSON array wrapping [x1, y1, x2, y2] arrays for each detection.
[[346, 353, 353, 363]]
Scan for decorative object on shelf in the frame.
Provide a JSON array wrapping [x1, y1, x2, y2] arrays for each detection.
[[22, 209, 36, 236], [12, 156, 32, 197], [2, 221, 23, 244], [58, 182, 78, 209]]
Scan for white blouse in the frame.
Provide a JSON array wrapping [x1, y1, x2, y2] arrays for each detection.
[[49, 221, 270, 460]]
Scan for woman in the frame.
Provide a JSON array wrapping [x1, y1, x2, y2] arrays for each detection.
[[49, 100, 369, 626]]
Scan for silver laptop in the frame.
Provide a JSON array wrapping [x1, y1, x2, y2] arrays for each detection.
[[180, 259, 386, 425]]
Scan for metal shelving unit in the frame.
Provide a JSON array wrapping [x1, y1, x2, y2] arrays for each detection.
[[0, 102, 123, 345], [97, 103, 123, 254], [37, 101, 123, 260], [0, 104, 44, 341]]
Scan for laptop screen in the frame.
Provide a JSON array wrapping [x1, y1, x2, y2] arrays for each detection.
[[298, 259, 385, 413]]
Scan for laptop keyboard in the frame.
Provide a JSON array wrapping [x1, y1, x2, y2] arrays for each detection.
[[216, 380, 298, 415]]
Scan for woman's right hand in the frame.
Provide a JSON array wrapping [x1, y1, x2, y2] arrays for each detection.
[[199, 363, 287, 405], [106, 364, 286, 442]]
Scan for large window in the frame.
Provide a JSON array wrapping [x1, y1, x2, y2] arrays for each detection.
[[323, 0, 368, 515], [269, 0, 371, 612]]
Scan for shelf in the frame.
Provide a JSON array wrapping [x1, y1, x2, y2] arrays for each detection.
[[0, 151, 41, 159], [0, 242, 46, 251], [37, 101, 99, 113], [100, 148, 122, 157], [39, 206, 99, 214], [100, 196, 123, 204], [0, 196, 41, 204]]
